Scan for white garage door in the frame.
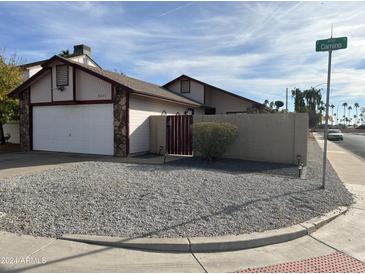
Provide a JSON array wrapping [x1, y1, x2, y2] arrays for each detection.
[[33, 104, 114, 155]]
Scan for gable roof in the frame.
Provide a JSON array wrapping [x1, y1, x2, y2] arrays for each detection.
[[163, 74, 266, 108], [10, 56, 202, 107], [19, 59, 47, 69], [19, 53, 102, 69]]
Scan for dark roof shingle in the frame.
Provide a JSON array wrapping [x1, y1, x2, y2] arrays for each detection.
[[61, 57, 202, 106]]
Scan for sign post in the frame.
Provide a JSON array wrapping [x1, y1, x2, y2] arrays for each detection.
[[316, 35, 347, 189]]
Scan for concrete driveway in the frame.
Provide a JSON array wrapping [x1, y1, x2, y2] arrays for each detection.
[[0, 151, 112, 179], [0, 150, 175, 179]]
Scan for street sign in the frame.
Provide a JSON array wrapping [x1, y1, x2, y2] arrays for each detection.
[[316, 35, 348, 189], [316, 37, 347, 52]]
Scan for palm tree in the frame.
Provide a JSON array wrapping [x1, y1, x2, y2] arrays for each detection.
[[60, 49, 71, 57], [348, 106, 353, 125], [318, 105, 325, 125], [354, 103, 360, 124], [342, 102, 348, 124]]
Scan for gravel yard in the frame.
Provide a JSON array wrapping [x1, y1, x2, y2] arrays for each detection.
[[0, 138, 353, 238]]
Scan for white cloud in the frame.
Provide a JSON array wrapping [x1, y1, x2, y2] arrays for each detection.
[[2, 1, 364, 108]]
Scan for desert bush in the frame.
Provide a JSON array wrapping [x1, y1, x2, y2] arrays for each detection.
[[192, 122, 238, 160]]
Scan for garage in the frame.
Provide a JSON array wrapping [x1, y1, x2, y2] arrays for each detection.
[[32, 104, 114, 155], [10, 55, 201, 157]]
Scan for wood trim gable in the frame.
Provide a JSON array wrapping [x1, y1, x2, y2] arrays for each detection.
[[131, 91, 202, 108], [163, 74, 265, 108], [73, 65, 76, 101], [30, 100, 113, 107], [12, 55, 201, 108]]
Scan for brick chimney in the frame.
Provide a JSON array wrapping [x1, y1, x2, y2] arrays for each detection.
[[73, 44, 91, 56]]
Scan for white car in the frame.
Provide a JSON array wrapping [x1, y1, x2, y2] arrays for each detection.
[[327, 129, 343, 141]]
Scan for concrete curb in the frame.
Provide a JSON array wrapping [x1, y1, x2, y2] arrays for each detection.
[[59, 206, 348, 253]]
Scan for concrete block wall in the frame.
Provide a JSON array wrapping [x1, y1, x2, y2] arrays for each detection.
[[3, 121, 20, 144], [194, 113, 308, 165], [149, 113, 308, 165], [149, 116, 167, 154]]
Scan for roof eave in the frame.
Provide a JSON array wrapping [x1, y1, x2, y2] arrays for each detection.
[[163, 74, 266, 108]]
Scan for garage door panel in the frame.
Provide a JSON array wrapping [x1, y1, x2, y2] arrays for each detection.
[[33, 104, 113, 155]]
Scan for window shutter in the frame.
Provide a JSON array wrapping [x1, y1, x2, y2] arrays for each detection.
[[181, 80, 190, 93], [56, 65, 69, 86]]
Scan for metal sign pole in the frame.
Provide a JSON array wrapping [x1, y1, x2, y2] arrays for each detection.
[[322, 48, 332, 189], [286, 88, 288, 112]]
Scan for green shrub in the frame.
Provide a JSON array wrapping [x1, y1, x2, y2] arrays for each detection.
[[192, 122, 238, 160]]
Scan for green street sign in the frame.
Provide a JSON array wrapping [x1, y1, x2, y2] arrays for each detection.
[[316, 37, 347, 52]]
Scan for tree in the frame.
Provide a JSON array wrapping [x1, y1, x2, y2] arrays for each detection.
[[342, 102, 348, 123], [318, 105, 325, 125], [291, 88, 306, 112], [60, 49, 71, 57], [291, 87, 324, 128], [354, 102, 360, 124], [348, 106, 353, 125], [0, 52, 22, 144], [263, 99, 269, 106], [303, 88, 322, 112], [274, 100, 284, 111]]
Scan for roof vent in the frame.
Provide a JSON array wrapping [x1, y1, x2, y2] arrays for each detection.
[[73, 44, 91, 56]]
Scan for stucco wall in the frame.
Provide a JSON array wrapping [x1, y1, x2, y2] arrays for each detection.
[[129, 94, 190, 154], [167, 79, 205, 104], [204, 86, 255, 114], [30, 70, 52, 103], [149, 116, 167, 154], [3, 121, 20, 144], [76, 69, 112, 101], [194, 113, 308, 165]]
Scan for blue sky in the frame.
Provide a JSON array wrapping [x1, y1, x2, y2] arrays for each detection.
[[1, 1, 364, 114]]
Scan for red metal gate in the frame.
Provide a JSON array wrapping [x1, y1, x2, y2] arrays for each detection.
[[166, 115, 193, 155]]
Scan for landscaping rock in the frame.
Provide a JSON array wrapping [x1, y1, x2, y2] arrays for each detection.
[[0, 139, 353, 238]]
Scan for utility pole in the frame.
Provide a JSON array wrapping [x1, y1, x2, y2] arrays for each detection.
[[286, 88, 288, 112]]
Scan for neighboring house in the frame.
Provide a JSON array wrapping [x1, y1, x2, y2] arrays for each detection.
[[10, 47, 202, 156], [10, 44, 268, 157], [164, 75, 269, 114], [20, 44, 100, 81]]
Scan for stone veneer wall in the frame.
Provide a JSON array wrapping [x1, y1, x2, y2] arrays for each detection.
[[113, 86, 129, 156], [19, 88, 31, 152]]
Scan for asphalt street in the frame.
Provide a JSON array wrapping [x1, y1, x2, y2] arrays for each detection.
[[331, 132, 365, 160]]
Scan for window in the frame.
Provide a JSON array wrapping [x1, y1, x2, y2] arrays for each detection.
[[56, 65, 69, 86], [205, 108, 216, 115], [181, 80, 190, 93]]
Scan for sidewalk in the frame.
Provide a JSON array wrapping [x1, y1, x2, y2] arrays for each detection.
[[0, 135, 364, 272], [313, 133, 365, 186], [308, 134, 365, 263]]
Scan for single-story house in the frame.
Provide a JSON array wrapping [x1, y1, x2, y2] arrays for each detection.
[[164, 75, 269, 114], [10, 44, 268, 156]]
